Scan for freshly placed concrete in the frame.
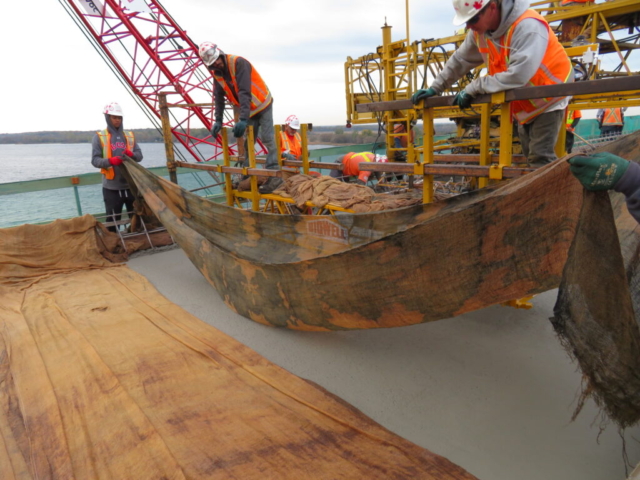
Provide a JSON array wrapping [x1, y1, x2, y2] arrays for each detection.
[[129, 248, 640, 480]]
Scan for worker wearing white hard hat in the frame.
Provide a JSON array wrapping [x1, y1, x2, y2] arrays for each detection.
[[91, 102, 144, 232], [198, 41, 281, 194], [411, 0, 573, 167], [281, 115, 303, 161]]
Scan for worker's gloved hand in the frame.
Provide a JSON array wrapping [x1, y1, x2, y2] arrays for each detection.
[[109, 156, 123, 166], [411, 87, 437, 105], [452, 90, 474, 109], [568, 152, 630, 191], [211, 121, 223, 137], [282, 152, 297, 161], [124, 149, 134, 158], [355, 179, 366, 186], [567, 127, 574, 133], [233, 119, 248, 138]]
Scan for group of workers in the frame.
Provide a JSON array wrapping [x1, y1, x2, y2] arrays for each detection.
[[92, 0, 638, 229]]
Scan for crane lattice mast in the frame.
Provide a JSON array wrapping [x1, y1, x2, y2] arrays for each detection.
[[59, 0, 255, 164]]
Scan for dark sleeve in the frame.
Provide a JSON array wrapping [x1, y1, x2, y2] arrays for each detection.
[[91, 134, 111, 169], [132, 140, 143, 163], [214, 81, 226, 123], [572, 117, 580, 129], [234, 57, 253, 121], [614, 161, 640, 224]]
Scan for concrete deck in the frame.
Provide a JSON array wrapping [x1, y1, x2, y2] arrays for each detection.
[[129, 247, 640, 480]]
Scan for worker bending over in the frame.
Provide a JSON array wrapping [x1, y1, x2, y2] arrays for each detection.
[[412, 0, 572, 167], [330, 152, 386, 185], [199, 42, 281, 194], [281, 115, 302, 161], [91, 102, 143, 232], [569, 153, 640, 224]]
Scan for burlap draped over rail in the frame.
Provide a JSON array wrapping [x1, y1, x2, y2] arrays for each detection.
[[0, 216, 477, 479], [124, 132, 640, 428]]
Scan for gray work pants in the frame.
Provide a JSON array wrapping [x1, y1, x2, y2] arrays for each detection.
[[244, 103, 278, 170], [517, 109, 564, 166]]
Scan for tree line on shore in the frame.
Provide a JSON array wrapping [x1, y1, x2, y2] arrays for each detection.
[[0, 123, 457, 145]]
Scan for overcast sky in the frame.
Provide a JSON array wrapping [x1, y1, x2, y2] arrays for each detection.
[[0, 0, 635, 134]]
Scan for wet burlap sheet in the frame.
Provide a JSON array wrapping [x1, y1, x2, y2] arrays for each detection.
[[552, 137, 640, 429], [275, 174, 422, 212], [0, 216, 476, 479]]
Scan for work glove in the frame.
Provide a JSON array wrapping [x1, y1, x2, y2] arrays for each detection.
[[567, 127, 574, 133], [568, 152, 630, 191], [282, 152, 297, 161], [233, 119, 248, 138], [411, 87, 437, 105], [124, 148, 134, 158], [355, 179, 366, 186], [108, 156, 123, 166], [452, 90, 474, 110], [211, 121, 223, 137]]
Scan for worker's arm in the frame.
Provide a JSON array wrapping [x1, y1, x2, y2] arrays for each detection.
[[464, 19, 550, 96], [213, 82, 226, 123], [131, 141, 143, 163], [430, 31, 484, 94], [234, 57, 254, 121], [614, 161, 640, 224], [570, 117, 580, 131], [91, 134, 112, 169]]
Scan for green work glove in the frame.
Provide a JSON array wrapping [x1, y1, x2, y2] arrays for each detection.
[[233, 119, 248, 138], [411, 87, 437, 105], [452, 90, 474, 109], [568, 152, 630, 191], [211, 121, 222, 137]]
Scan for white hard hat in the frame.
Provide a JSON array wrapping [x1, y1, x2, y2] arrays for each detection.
[[103, 102, 123, 116], [285, 115, 300, 130], [374, 154, 388, 163], [452, 0, 491, 26], [199, 41, 221, 67]]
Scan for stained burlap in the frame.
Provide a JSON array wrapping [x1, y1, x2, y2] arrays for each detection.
[[0, 216, 476, 479]]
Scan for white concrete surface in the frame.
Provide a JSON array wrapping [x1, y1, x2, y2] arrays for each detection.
[[129, 247, 640, 480]]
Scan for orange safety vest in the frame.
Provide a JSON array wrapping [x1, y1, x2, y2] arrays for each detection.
[[280, 131, 302, 159], [566, 109, 582, 129], [343, 152, 375, 183], [602, 108, 623, 126], [475, 9, 572, 124], [97, 130, 135, 180], [212, 55, 272, 117]]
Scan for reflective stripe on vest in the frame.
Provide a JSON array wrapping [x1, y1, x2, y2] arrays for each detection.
[[602, 108, 623, 126], [280, 131, 302, 158], [475, 9, 572, 124], [343, 152, 374, 182], [212, 55, 272, 117], [566, 110, 581, 128], [97, 130, 135, 180]]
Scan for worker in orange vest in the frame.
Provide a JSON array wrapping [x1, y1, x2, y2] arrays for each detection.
[[330, 152, 386, 185], [565, 109, 582, 154], [597, 107, 625, 138], [412, 0, 572, 167], [280, 115, 303, 161], [91, 102, 143, 232], [199, 42, 281, 194]]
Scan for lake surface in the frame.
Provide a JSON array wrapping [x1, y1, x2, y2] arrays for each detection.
[[0, 143, 336, 228]]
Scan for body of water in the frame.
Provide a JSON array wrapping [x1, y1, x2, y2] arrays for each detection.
[[0, 143, 335, 228]]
